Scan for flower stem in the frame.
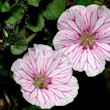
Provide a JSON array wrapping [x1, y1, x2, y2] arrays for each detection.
[[11, 0, 19, 7], [26, 33, 36, 43]]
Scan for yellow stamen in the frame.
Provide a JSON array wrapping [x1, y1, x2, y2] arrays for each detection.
[[41, 78, 44, 80], [86, 38, 89, 42]]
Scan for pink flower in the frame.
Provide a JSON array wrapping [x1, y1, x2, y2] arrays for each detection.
[[53, 4, 110, 77], [11, 44, 79, 109]]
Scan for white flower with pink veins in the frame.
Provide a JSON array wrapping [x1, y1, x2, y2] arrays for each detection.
[[11, 44, 79, 109], [53, 4, 110, 77]]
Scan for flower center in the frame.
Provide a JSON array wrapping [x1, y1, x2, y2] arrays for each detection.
[[34, 72, 51, 89], [79, 32, 95, 47], [86, 38, 89, 42], [41, 78, 44, 80]]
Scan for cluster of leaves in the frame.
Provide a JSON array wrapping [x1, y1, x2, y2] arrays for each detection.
[[0, 0, 109, 110], [0, 0, 67, 55]]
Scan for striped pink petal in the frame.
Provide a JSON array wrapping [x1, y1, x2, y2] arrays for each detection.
[[58, 4, 110, 35], [48, 76, 79, 106], [69, 45, 106, 76], [21, 88, 56, 109], [22, 44, 53, 76], [46, 50, 72, 84], [11, 59, 35, 92], [53, 30, 80, 50], [95, 42, 110, 61], [58, 5, 86, 34], [11, 44, 79, 108], [86, 5, 110, 34], [95, 27, 110, 43]]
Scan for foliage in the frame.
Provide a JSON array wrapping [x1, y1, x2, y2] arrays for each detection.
[[75, 0, 95, 6], [42, 0, 66, 20]]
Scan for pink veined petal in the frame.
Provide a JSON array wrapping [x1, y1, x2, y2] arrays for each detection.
[[53, 30, 80, 50], [86, 4, 110, 34], [54, 32, 84, 72], [95, 27, 110, 43], [34, 44, 53, 74], [11, 59, 35, 92], [11, 59, 23, 72], [57, 5, 86, 34], [21, 88, 56, 109], [23, 44, 53, 76], [84, 47, 105, 76], [20, 79, 35, 92], [22, 44, 53, 77], [74, 46, 105, 76], [23, 48, 38, 77], [46, 50, 72, 84], [11, 59, 33, 83], [48, 76, 79, 106], [95, 42, 110, 61]]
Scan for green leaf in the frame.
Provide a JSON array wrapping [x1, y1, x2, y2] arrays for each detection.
[[10, 36, 28, 55], [15, 26, 26, 37], [25, 14, 45, 32], [28, 0, 41, 7], [42, 0, 66, 20], [0, 1, 10, 12], [3, 30, 28, 55], [22, 105, 38, 110], [76, 0, 94, 6], [5, 5, 24, 24]]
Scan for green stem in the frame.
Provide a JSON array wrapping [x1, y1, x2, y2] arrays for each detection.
[[11, 0, 19, 7], [26, 33, 36, 43]]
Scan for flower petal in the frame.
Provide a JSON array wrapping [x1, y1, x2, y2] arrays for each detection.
[[21, 88, 56, 109], [71, 46, 105, 76], [11, 59, 35, 92], [46, 50, 72, 84], [48, 76, 79, 106], [57, 5, 86, 34], [23, 44, 53, 76], [95, 27, 110, 43], [95, 42, 110, 61], [85, 47, 105, 76], [86, 4, 110, 34], [53, 30, 80, 50]]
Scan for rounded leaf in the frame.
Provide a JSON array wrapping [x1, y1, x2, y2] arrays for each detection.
[[42, 0, 66, 20], [25, 14, 45, 32], [5, 5, 24, 24]]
